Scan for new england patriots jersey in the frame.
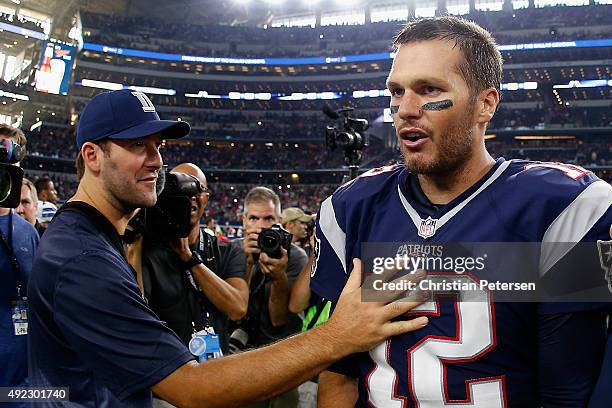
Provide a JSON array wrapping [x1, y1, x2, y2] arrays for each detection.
[[311, 158, 612, 407]]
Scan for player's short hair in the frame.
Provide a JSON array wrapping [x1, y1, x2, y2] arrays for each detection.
[[244, 186, 281, 216], [393, 16, 502, 97], [0, 123, 27, 152]]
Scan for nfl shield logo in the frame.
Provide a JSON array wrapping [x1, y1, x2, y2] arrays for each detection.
[[418, 217, 438, 239], [597, 240, 612, 293]]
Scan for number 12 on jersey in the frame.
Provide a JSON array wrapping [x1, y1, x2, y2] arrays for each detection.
[[367, 274, 507, 407]]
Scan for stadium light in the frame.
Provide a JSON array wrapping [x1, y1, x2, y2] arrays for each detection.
[[81, 79, 123, 91], [127, 86, 176, 95], [30, 121, 42, 131], [0, 90, 28, 101]]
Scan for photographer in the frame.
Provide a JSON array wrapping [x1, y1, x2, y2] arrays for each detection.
[[0, 125, 39, 401], [281, 207, 313, 251], [234, 187, 307, 408], [141, 162, 248, 354]]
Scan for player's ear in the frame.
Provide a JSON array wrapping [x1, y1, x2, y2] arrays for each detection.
[[476, 87, 499, 125], [81, 142, 103, 174]]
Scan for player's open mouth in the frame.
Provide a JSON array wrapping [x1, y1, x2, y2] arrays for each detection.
[[399, 128, 428, 141], [399, 128, 428, 148], [404, 133, 426, 142]]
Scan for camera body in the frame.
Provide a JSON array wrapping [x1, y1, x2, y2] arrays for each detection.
[[257, 224, 292, 259], [325, 117, 369, 152], [323, 106, 369, 169], [131, 172, 202, 240], [0, 139, 24, 208]]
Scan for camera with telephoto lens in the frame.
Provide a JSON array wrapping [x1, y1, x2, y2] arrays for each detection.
[[257, 224, 292, 259], [129, 171, 202, 241], [0, 139, 24, 208]]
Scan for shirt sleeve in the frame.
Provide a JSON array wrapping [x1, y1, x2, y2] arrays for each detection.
[[53, 251, 194, 401], [218, 240, 246, 280], [588, 316, 612, 408], [310, 196, 351, 302], [287, 245, 308, 285], [538, 309, 608, 407]]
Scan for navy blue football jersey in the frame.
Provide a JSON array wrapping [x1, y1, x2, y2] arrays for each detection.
[[311, 158, 612, 407]]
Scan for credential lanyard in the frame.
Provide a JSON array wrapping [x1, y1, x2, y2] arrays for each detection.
[[185, 229, 216, 331], [0, 211, 24, 298], [185, 229, 215, 292]]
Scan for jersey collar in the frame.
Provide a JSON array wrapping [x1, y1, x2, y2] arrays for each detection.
[[397, 158, 511, 239]]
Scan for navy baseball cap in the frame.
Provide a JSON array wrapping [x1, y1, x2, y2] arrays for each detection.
[[76, 89, 190, 149]]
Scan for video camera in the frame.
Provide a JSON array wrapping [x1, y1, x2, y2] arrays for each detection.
[[323, 106, 369, 180], [129, 171, 203, 241], [257, 224, 292, 259], [0, 139, 25, 208]]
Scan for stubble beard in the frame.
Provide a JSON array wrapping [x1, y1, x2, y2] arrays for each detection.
[[400, 107, 475, 176], [102, 160, 157, 213]]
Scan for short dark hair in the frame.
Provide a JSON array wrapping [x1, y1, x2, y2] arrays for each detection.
[[0, 124, 27, 154], [75, 140, 110, 180], [393, 16, 502, 96], [34, 177, 53, 193]]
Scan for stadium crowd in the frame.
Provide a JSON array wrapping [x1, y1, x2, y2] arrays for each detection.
[[80, 5, 612, 58], [0, 12, 45, 34], [22, 128, 612, 225]]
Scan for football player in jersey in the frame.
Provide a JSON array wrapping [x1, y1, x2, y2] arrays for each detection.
[[312, 16, 612, 407]]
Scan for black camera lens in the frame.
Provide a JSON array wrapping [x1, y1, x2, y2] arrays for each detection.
[[0, 163, 23, 208], [258, 230, 281, 254], [0, 166, 12, 201], [257, 224, 292, 259]]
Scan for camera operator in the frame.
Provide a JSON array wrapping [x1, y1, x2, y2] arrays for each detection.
[[0, 125, 39, 401], [233, 187, 307, 408], [141, 162, 248, 354]]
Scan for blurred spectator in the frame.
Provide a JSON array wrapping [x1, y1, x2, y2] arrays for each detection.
[[36, 201, 57, 236], [281, 207, 313, 250], [34, 177, 59, 205], [16, 178, 38, 227]]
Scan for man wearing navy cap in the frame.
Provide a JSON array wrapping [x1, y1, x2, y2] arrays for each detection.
[[27, 90, 430, 407]]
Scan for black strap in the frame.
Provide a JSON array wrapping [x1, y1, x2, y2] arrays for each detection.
[[306, 298, 327, 331], [186, 228, 218, 331], [0, 211, 24, 297]]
